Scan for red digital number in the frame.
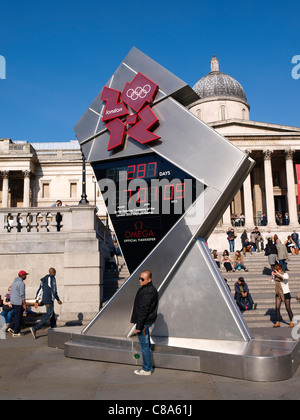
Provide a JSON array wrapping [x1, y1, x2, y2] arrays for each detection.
[[175, 183, 185, 199], [164, 185, 174, 200], [137, 187, 147, 203], [137, 164, 146, 179], [127, 165, 135, 180], [148, 162, 157, 177], [124, 189, 133, 202]]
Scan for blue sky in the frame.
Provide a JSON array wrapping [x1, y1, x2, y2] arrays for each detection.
[[0, 0, 299, 142]]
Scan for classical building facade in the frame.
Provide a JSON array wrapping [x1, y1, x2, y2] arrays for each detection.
[[1, 56, 300, 250], [188, 56, 300, 249], [0, 138, 106, 218]]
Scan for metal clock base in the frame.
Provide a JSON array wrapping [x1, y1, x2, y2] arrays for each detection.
[[48, 327, 300, 382]]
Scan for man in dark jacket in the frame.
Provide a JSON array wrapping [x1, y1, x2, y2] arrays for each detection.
[[30, 267, 62, 339], [131, 270, 158, 376]]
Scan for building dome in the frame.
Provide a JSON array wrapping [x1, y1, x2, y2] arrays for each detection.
[[193, 56, 249, 107], [188, 56, 250, 123]]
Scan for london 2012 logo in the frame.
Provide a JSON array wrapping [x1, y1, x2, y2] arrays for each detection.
[[101, 73, 160, 151]]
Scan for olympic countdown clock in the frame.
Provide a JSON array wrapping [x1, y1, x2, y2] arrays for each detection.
[[50, 48, 300, 382], [74, 47, 255, 342]]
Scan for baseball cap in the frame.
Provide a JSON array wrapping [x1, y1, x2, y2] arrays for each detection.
[[18, 270, 29, 276]]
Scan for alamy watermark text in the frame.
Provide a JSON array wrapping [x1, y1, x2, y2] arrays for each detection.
[[0, 55, 6, 79], [292, 55, 300, 80]]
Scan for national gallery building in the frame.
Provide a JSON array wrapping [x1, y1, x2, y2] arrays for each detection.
[[1, 56, 300, 250]]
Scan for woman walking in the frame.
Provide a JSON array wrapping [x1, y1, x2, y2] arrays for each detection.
[[265, 237, 278, 270], [272, 263, 294, 328]]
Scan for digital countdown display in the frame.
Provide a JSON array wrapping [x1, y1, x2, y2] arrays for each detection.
[[93, 153, 205, 273]]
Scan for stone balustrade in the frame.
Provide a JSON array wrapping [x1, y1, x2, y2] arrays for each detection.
[[0, 207, 71, 233], [0, 205, 113, 324]]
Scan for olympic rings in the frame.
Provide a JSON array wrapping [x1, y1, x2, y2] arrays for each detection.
[[126, 84, 151, 101]]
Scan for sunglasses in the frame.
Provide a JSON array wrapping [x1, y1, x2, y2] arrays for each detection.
[[139, 277, 147, 282]]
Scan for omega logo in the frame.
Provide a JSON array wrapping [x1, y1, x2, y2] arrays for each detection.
[[124, 221, 155, 239], [134, 221, 143, 230]]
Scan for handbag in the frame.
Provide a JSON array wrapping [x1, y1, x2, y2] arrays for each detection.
[[2, 304, 13, 312]]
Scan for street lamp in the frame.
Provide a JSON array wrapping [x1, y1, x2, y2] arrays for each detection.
[[79, 147, 89, 205], [92, 175, 97, 206]]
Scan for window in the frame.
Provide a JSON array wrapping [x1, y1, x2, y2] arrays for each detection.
[[220, 105, 227, 121], [42, 183, 50, 198], [273, 171, 280, 187], [196, 108, 202, 119], [70, 182, 77, 198]]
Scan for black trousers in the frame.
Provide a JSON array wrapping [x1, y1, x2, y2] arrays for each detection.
[[10, 305, 24, 334]]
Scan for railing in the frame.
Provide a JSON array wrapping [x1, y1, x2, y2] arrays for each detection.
[[0, 206, 112, 254], [0, 207, 70, 233]]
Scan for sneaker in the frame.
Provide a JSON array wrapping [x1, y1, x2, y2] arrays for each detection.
[[30, 327, 37, 339], [7, 328, 14, 334], [134, 369, 152, 376], [12, 333, 22, 337]]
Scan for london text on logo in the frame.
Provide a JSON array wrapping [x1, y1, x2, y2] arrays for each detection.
[[101, 73, 160, 151]]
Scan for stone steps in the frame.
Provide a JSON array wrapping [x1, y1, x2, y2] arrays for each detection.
[[222, 252, 300, 328], [103, 255, 129, 301], [102, 250, 300, 328]]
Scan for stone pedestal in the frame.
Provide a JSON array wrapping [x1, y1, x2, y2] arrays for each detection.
[[0, 206, 111, 325]]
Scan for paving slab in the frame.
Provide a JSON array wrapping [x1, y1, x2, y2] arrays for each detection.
[[1, 326, 300, 401]]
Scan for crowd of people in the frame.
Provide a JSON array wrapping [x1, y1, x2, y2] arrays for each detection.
[[225, 226, 299, 256], [211, 226, 300, 327], [0, 267, 62, 338], [231, 211, 295, 227]]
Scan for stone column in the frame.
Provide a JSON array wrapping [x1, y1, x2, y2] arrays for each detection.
[[222, 205, 232, 227], [263, 150, 276, 226], [23, 170, 31, 208], [252, 168, 263, 218], [2, 171, 9, 208], [243, 174, 254, 228], [285, 150, 298, 225]]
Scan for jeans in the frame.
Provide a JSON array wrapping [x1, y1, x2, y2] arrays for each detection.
[[0, 309, 15, 327], [234, 263, 247, 271], [137, 324, 153, 372], [279, 259, 287, 272], [34, 302, 56, 331], [236, 292, 254, 311], [228, 239, 235, 252]]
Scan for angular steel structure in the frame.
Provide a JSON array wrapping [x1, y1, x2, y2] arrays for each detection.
[[49, 48, 300, 381]]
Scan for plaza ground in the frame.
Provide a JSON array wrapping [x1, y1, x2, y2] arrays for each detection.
[[1, 325, 300, 401]]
